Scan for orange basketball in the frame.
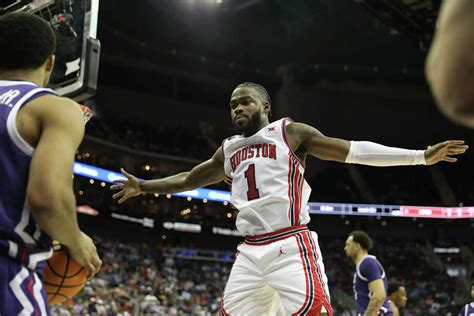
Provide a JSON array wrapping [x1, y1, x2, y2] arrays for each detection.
[[43, 244, 88, 305]]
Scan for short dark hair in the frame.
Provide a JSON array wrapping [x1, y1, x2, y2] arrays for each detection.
[[388, 282, 403, 296], [236, 82, 271, 105], [349, 230, 373, 251], [0, 12, 56, 71]]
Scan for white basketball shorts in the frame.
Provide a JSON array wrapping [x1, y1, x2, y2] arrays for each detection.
[[220, 225, 332, 316]]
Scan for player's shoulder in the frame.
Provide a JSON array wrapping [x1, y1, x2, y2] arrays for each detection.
[[28, 94, 83, 122], [30, 93, 79, 108], [360, 255, 380, 267], [222, 134, 243, 147], [284, 120, 323, 137]]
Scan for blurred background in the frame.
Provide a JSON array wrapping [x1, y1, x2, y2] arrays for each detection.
[[6, 0, 474, 314]]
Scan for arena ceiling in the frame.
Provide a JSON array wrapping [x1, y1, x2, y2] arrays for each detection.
[[101, 1, 439, 72], [95, 0, 442, 106]]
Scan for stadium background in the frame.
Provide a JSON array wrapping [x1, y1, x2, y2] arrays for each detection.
[[7, 0, 474, 315]]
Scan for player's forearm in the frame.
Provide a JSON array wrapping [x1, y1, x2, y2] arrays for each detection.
[[363, 296, 385, 316], [29, 190, 82, 248], [139, 172, 192, 194], [345, 141, 426, 166]]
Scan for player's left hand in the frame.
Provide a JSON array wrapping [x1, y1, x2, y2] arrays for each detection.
[[425, 140, 468, 165]]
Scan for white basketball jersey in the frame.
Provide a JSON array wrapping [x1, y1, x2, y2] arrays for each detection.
[[222, 118, 311, 236]]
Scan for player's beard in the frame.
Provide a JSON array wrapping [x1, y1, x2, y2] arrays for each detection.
[[233, 110, 262, 134]]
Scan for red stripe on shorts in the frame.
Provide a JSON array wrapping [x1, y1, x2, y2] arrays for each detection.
[[303, 232, 332, 315], [293, 234, 311, 315]]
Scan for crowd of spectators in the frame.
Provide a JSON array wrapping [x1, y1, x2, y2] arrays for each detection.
[[51, 238, 231, 315], [49, 236, 472, 315]]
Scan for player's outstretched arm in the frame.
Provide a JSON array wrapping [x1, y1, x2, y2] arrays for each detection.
[[26, 95, 102, 276], [287, 122, 468, 166], [111, 147, 225, 204]]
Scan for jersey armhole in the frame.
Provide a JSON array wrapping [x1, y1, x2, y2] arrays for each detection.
[[281, 117, 305, 167], [221, 138, 227, 162], [6, 88, 56, 156], [221, 137, 232, 179]]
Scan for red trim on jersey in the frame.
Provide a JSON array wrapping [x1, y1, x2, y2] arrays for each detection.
[[287, 156, 293, 224], [281, 118, 305, 168], [288, 157, 297, 226], [296, 169, 304, 225], [288, 155, 304, 226], [225, 175, 233, 191], [293, 160, 302, 226]]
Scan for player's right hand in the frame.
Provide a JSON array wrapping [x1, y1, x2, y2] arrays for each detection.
[[68, 232, 102, 279], [110, 168, 143, 204]]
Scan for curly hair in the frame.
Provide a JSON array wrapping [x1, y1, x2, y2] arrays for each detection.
[[0, 12, 56, 71]]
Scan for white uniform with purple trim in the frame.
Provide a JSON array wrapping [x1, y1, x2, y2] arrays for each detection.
[[220, 118, 332, 316]]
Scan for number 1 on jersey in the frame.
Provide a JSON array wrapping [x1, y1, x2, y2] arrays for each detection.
[[244, 163, 260, 200]]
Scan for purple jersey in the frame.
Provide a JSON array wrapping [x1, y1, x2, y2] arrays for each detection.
[[459, 303, 474, 316], [353, 255, 392, 316], [0, 80, 56, 271]]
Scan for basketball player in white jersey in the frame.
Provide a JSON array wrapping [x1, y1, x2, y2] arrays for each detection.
[[111, 82, 467, 315]]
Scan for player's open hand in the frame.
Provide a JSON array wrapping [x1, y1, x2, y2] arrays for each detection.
[[110, 168, 143, 203], [425, 140, 468, 165]]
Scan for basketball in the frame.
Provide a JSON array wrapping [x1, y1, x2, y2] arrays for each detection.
[[43, 244, 88, 305]]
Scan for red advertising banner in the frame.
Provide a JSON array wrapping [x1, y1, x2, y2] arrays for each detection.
[[400, 206, 474, 219]]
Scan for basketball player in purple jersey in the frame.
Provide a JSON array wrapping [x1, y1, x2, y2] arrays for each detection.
[[459, 283, 474, 316], [0, 13, 101, 315], [388, 282, 407, 316], [112, 82, 467, 315], [345, 231, 391, 316]]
